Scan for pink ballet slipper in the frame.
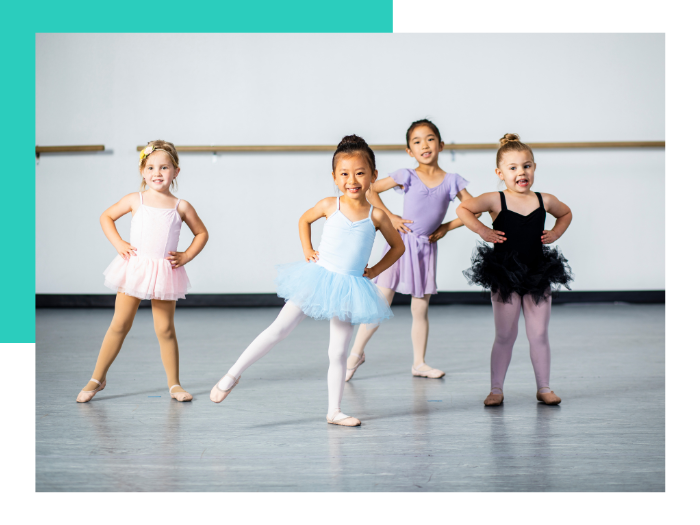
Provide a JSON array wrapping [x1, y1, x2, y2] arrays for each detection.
[[76, 378, 106, 403], [484, 388, 504, 406], [536, 388, 561, 405], [169, 384, 193, 402], [411, 364, 445, 379], [210, 374, 239, 403], [326, 409, 361, 427], [345, 352, 366, 382]]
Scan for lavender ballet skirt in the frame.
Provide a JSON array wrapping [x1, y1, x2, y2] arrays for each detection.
[[373, 231, 436, 298], [372, 169, 469, 298]]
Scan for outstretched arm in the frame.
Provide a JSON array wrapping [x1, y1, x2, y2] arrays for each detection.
[[364, 208, 405, 279], [167, 201, 209, 268], [100, 193, 139, 260], [541, 193, 572, 244], [428, 188, 483, 242], [298, 197, 335, 262], [456, 192, 507, 244], [366, 177, 413, 233]]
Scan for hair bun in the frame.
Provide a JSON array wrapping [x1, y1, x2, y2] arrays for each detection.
[[499, 133, 521, 146], [338, 134, 367, 148]]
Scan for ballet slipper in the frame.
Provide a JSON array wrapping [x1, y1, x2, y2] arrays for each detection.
[[169, 384, 193, 402], [76, 378, 106, 403], [484, 390, 504, 406], [411, 364, 445, 379], [536, 388, 561, 405], [326, 409, 361, 427], [345, 352, 366, 382], [210, 374, 239, 403]]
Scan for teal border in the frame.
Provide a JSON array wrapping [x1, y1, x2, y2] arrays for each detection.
[[2, 1, 393, 343]]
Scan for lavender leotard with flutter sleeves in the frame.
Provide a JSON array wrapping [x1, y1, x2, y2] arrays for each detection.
[[373, 168, 469, 298]]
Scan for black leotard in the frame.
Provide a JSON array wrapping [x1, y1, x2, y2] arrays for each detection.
[[464, 191, 573, 303], [493, 191, 546, 269]]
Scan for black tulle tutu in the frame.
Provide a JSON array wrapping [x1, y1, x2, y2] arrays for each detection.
[[463, 242, 573, 304]]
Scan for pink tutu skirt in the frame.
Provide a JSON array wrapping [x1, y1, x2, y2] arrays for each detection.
[[373, 231, 437, 298], [103, 255, 191, 301]]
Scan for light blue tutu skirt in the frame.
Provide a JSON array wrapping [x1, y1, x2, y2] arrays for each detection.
[[275, 261, 393, 325]]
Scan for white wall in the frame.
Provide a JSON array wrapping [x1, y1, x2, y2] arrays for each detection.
[[36, 33, 664, 294]]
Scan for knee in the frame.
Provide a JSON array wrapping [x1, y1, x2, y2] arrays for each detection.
[[410, 301, 429, 320], [154, 321, 176, 341], [109, 318, 133, 337], [494, 328, 518, 346], [527, 327, 549, 346], [266, 323, 293, 342], [328, 344, 349, 363]]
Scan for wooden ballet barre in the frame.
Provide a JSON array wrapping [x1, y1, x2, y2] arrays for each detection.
[[136, 141, 665, 153], [36, 145, 105, 158]]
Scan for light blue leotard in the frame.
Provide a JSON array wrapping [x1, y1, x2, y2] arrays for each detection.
[[275, 197, 393, 325], [316, 197, 375, 277]]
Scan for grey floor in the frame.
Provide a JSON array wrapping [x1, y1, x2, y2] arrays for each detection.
[[36, 303, 664, 492]]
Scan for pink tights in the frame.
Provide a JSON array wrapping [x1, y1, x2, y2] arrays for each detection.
[[490, 291, 552, 394]]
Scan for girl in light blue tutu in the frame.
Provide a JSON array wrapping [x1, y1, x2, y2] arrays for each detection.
[[210, 135, 405, 426]]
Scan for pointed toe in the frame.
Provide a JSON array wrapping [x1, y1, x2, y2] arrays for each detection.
[[76, 378, 106, 403]]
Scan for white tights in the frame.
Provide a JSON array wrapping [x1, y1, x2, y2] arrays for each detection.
[[218, 302, 354, 418], [350, 287, 432, 367]]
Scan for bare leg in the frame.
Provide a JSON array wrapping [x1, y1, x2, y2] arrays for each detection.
[[81, 292, 141, 391], [522, 291, 560, 403], [346, 286, 395, 370], [490, 292, 522, 394], [218, 301, 307, 390], [327, 317, 355, 418], [151, 299, 185, 393]]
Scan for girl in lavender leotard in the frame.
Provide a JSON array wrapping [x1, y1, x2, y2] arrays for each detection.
[[345, 119, 478, 381]]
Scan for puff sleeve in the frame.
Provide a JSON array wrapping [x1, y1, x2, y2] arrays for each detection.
[[449, 173, 469, 201], [389, 169, 412, 194]]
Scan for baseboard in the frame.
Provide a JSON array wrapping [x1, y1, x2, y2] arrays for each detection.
[[36, 290, 665, 308]]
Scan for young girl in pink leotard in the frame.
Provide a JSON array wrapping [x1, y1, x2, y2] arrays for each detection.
[[76, 140, 209, 403], [345, 119, 478, 381]]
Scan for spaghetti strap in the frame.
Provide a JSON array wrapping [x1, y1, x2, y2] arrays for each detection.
[[336, 196, 340, 210], [535, 192, 544, 208], [499, 191, 507, 211], [174, 199, 181, 210], [139, 192, 143, 204], [368, 204, 374, 220]]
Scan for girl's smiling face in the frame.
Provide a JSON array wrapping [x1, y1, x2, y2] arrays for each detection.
[[496, 150, 536, 193], [407, 125, 444, 165], [332, 153, 377, 200], [141, 150, 180, 192]]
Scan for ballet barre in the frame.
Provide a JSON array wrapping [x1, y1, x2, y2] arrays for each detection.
[[135, 141, 665, 153], [36, 145, 105, 158]]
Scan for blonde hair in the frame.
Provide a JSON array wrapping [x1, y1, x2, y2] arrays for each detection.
[[139, 140, 179, 191], [496, 133, 534, 168]]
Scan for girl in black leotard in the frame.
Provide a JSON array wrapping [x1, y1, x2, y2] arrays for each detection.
[[456, 134, 573, 407]]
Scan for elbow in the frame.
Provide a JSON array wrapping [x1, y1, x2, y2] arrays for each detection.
[[395, 242, 406, 257]]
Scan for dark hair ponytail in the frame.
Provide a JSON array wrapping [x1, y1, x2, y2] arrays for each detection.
[[332, 134, 376, 173]]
